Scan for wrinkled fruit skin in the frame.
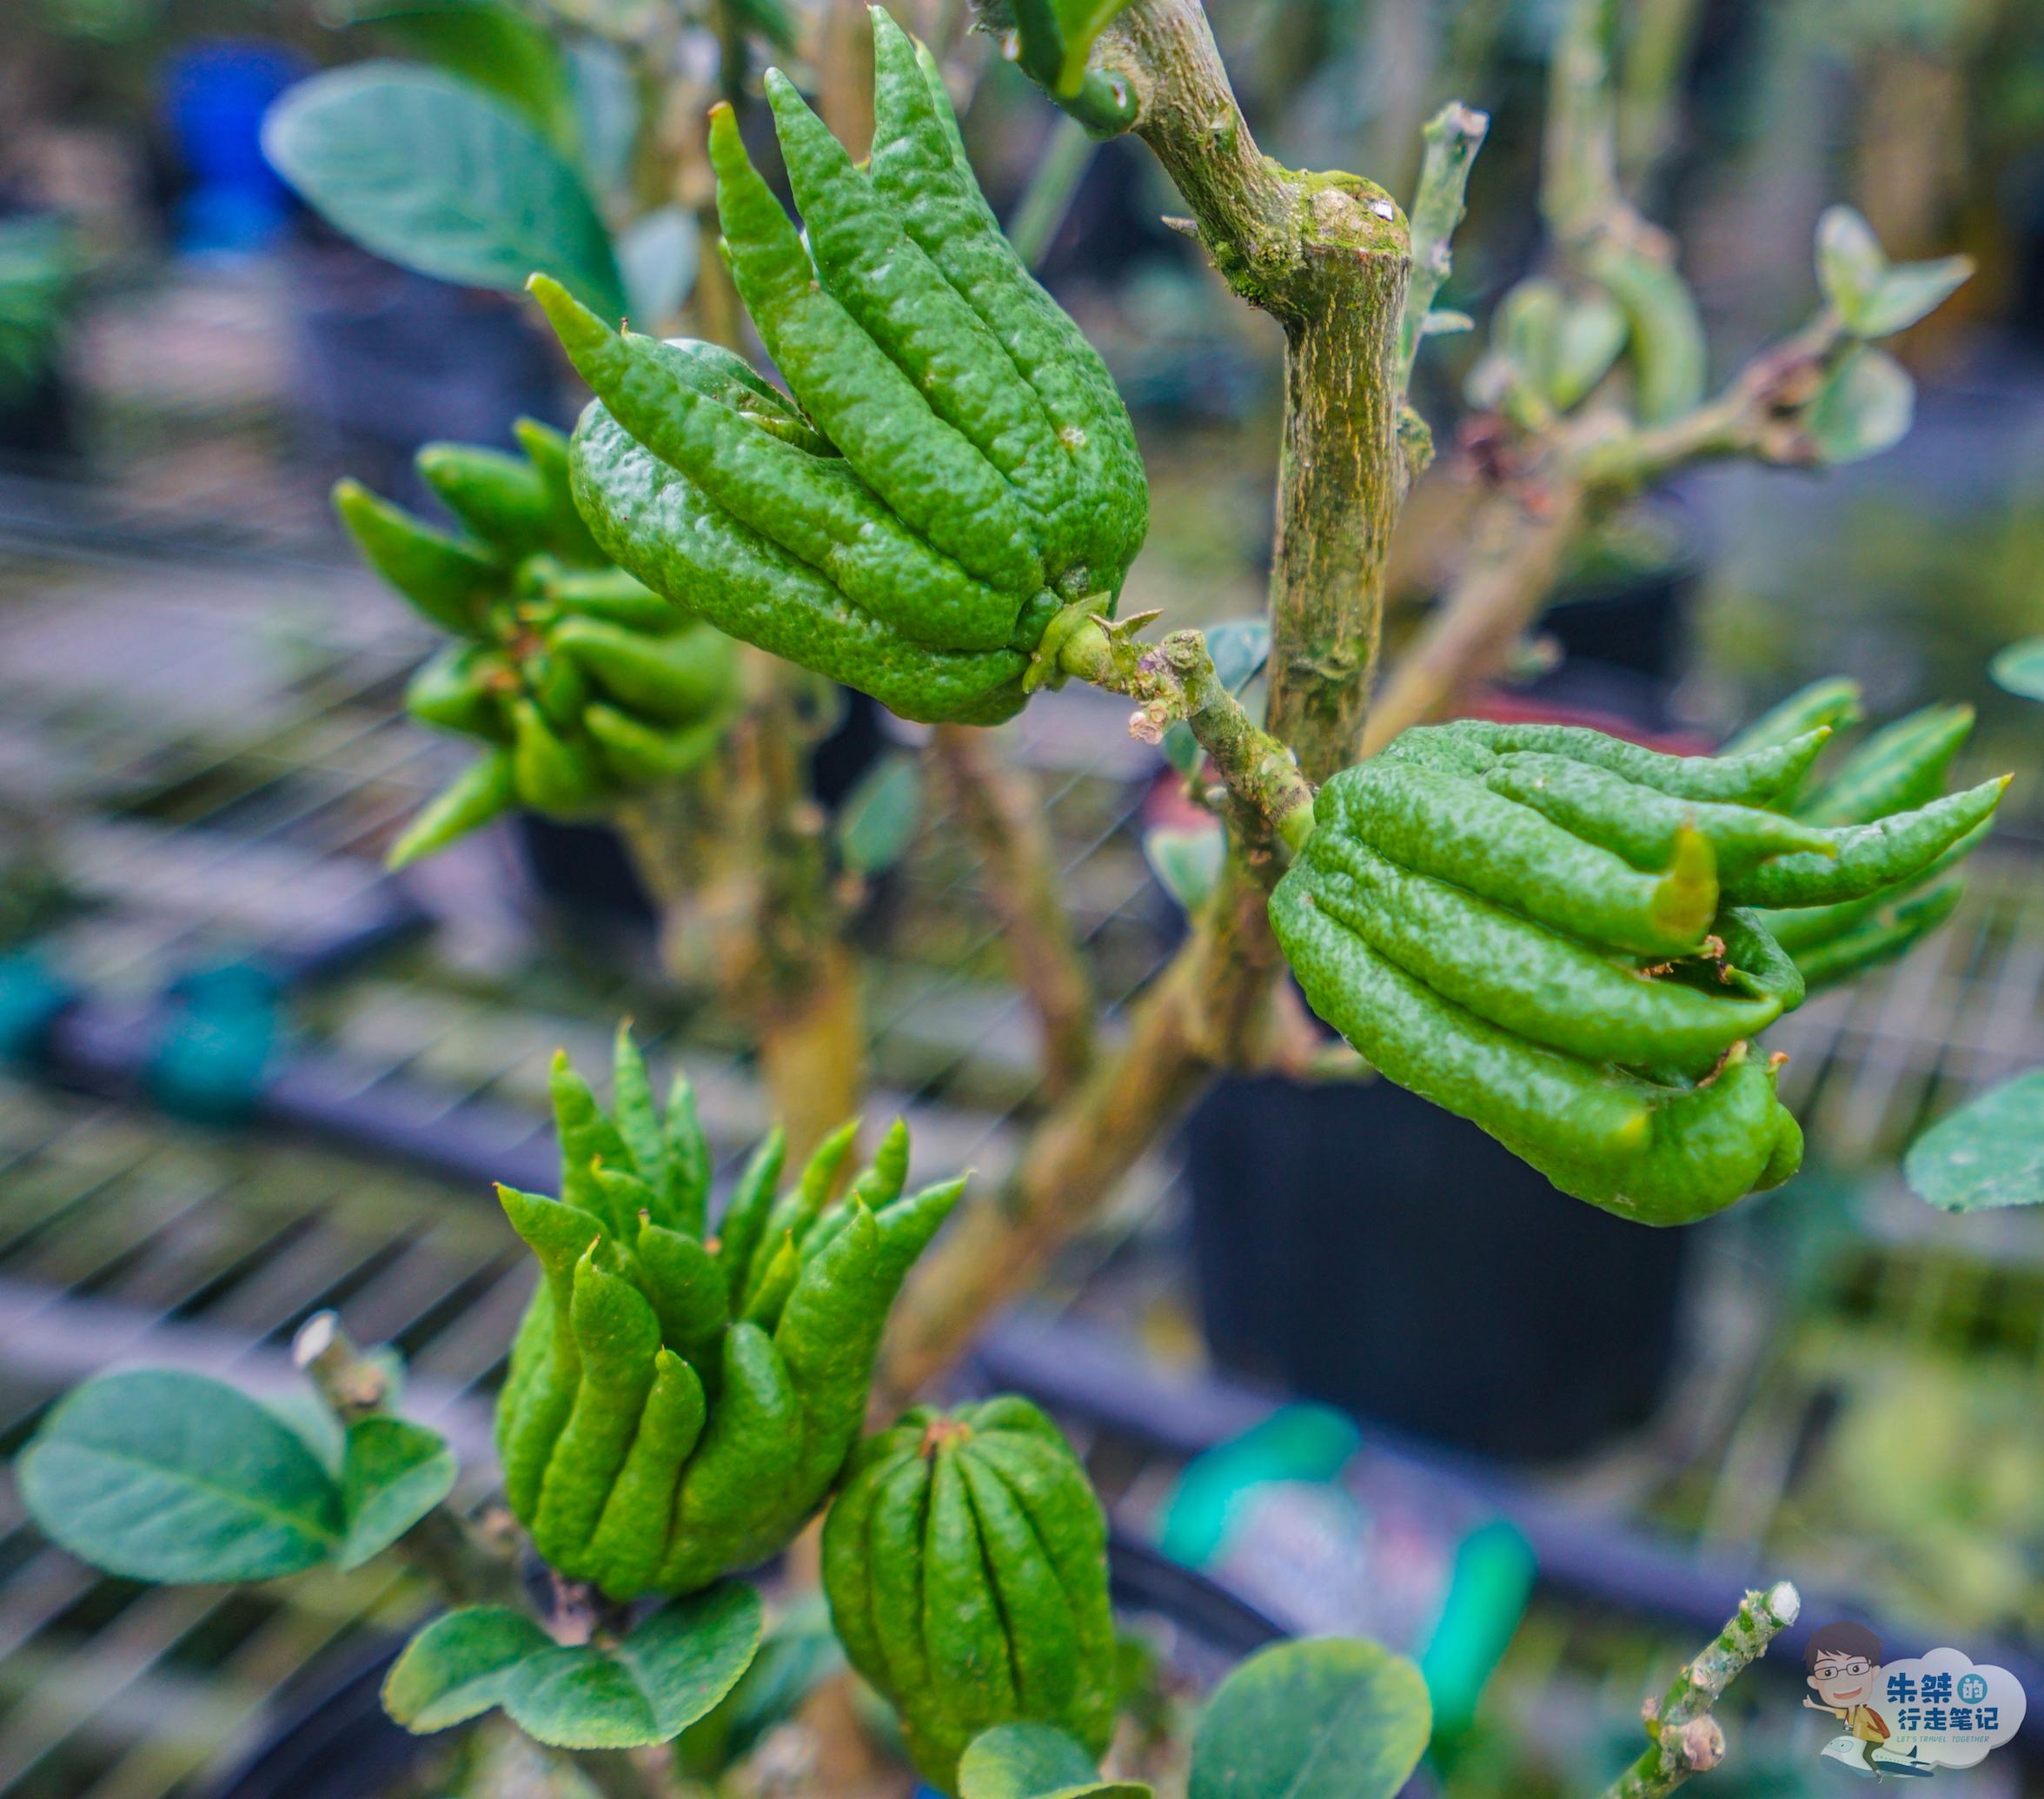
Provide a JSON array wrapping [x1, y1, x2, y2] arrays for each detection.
[[494, 1028, 964, 1600], [822, 1397, 1117, 1796], [548, 8, 1146, 726], [335, 422, 740, 865], [1271, 694, 2002, 1224]]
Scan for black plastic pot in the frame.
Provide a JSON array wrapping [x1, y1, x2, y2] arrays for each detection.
[[1181, 1073, 1690, 1464]]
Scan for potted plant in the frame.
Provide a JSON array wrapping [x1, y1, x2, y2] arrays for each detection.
[[16, 0, 2037, 1790]]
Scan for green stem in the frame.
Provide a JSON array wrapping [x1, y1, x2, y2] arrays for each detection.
[[1599, 1583, 1802, 1799], [1008, 113, 1098, 269], [1059, 617, 1315, 852], [1398, 101, 1490, 394]]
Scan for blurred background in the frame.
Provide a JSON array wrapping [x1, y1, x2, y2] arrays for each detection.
[[0, 0, 2041, 1793]]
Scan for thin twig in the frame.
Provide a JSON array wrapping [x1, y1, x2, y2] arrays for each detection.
[[931, 724, 1098, 1099], [1008, 113, 1098, 269], [292, 1313, 528, 1613], [1599, 1582, 1802, 1799], [1398, 101, 1490, 395]]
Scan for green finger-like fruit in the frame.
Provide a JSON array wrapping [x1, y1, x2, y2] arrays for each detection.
[[418, 441, 555, 557], [1720, 676, 1865, 759], [492, 1036, 966, 1598], [335, 477, 500, 634], [1271, 884, 1792, 1224], [1796, 702, 1974, 826], [1270, 702, 2001, 1222], [544, 21, 1146, 727], [385, 748, 515, 869], [1724, 777, 2008, 908], [822, 1397, 1115, 1796], [339, 427, 741, 850], [405, 641, 513, 741]]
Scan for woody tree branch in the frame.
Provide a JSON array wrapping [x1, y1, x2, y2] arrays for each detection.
[[879, 0, 1408, 1403]]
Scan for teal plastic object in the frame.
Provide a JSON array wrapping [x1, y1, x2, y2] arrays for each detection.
[[0, 950, 76, 1065], [146, 959, 280, 1125], [1417, 1517, 1536, 1736], [1156, 1403, 1361, 1568], [1157, 1404, 1534, 1742]]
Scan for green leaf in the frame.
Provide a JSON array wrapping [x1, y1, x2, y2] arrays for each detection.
[[1548, 290, 1628, 410], [263, 63, 626, 320], [1816, 205, 1886, 327], [344, 0, 575, 149], [836, 750, 924, 877], [1421, 309, 1475, 337], [1905, 1068, 2044, 1212], [618, 205, 699, 329], [1806, 346, 1914, 464], [384, 1583, 764, 1749], [1189, 1638, 1431, 1799], [1815, 204, 1971, 339], [1145, 823, 1224, 916], [960, 1722, 1151, 1799], [727, 0, 797, 50], [337, 1415, 457, 1570], [383, 1605, 556, 1732], [1012, 0, 1138, 96], [1858, 256, 1973, 339], [17, 1370, 342, 1583], [1989, 637, 2044, 704]]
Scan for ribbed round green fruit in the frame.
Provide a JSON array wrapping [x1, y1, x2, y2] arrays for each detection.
[[822, 1397, 1117, 1795]]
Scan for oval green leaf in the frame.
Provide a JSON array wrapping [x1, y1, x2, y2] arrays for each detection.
[[344, 0, 575, 149], [960, 1722, 1151, 1799], [1857, 256, 1973, 340], [1990, 638, 2044, 704], [263, 63, 625, 320], [837, 750, 924, 877], [388, 1584, 763, 1748], [1807, 346, 1914, 465], [338, 1415, 458, 1570], [1190, 1637, 1431, 1799], [1905, 1067, 2044, 1212], [18, 1369, 343, 1583], [1145, 822, 1224, 915], [1815, 205, 1885, 329], [384, 1604, 555, 1733]]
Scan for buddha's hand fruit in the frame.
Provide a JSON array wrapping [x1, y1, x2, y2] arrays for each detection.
[[494, 1026, 965, 1600], [1271, 706, 2004, 1224], [335, 422, 740, 867], [1733, 680, 2004, 991], [537, 6, 1147, 727], [822, 1397, 1117, 1796]]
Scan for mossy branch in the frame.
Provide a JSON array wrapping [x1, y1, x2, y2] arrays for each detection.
[[1599, 1582, 1802, 1799], [1058, 615, 1317, 853]]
